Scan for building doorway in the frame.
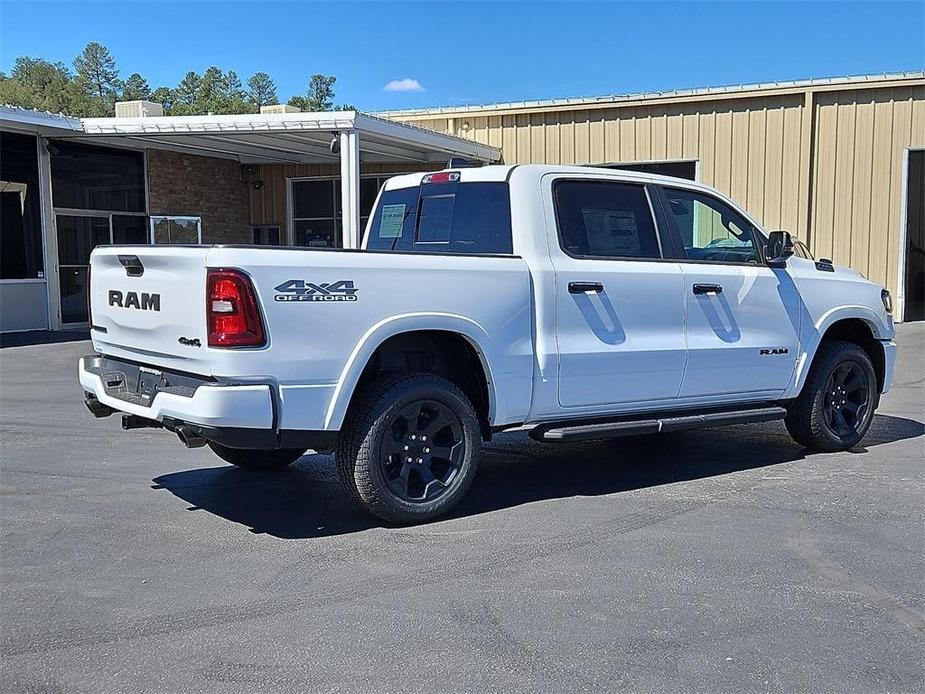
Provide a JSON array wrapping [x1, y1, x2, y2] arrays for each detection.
[[903, 149, 924, 322], [54, 212, 148, 325]]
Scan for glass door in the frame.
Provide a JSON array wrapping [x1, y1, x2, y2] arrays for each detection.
[[55, 214, 111, 325]]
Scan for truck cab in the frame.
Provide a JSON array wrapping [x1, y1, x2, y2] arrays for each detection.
[[80, 165, 897, 522]]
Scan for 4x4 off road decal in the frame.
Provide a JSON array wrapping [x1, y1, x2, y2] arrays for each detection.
[[274, 279, 359, 302]]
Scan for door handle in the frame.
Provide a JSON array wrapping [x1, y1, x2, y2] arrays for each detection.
[[692, 283, 723, 295], [568, 281, 604, 294]]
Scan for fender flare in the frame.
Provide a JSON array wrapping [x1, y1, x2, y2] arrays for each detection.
[[322, 312, 500, 430], [786, 305, 890, 398]]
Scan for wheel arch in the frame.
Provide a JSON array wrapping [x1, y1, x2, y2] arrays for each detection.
[[789, 308, 889, 397], [323, 314, 499, 436]]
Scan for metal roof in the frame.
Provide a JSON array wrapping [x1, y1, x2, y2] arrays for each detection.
[[377, 71, 925, 118], [1, 108, 500, 164], [0, 105, 82, 136]]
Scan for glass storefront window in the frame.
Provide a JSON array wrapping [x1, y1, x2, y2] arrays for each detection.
[[290, 175, 393, 248], [151, 216, 201, 244], [50, 141, 146, 212], [0, 132, 44, 279]]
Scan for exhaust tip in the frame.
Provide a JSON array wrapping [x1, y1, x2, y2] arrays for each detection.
[[175, 425, 207, 448]]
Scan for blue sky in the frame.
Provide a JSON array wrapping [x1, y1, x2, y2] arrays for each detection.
[[1, 0, 922, 111]]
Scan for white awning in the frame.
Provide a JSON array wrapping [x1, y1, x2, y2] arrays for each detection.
[[76, 111, 500, 165]]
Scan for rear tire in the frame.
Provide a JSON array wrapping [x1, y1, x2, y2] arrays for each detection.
[[785, 341, 878, 452], [207, 442, 305, 471], [336, 372, 481, 523]]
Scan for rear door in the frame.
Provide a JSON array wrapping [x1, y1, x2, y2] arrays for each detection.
[[656, 185, 801, 399], [89, 246, 212, 374], [548, 176, 686, 410]]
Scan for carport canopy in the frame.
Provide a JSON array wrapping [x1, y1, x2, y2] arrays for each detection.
[[75, 111, 501, 248]]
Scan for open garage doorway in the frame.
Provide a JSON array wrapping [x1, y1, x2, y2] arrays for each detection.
[[904, 149, 924, 322], [604, 160, 698, 181]]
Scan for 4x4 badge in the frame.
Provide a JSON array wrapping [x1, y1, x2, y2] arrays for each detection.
[[274, 279, 359, 302]]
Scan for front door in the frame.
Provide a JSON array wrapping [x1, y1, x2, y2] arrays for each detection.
[[56, 214, 110, 325], [55, 214, 149, 325], [549, 177, 686, 410], [657, 185, 801, 399]]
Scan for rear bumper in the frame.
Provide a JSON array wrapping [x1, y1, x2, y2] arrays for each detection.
[[79, 355, 274, 428], [880, 339, 897, 394], [78, 355, 336, 451]]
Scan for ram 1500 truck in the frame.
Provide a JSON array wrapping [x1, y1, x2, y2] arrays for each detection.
[[79, 165, 897, 522]]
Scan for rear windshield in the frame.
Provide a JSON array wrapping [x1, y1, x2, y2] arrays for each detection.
[[365, 181, 513, 255]]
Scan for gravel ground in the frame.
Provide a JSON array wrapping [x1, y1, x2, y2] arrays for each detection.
[[1, 324, 923, 693]]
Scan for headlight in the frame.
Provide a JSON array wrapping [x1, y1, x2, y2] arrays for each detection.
[[881, 289, 893, 315]]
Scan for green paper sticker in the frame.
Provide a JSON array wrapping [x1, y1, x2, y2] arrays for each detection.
[[379, 204, 406, 238]]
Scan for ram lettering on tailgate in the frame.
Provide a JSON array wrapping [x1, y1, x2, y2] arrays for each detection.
[[108, 290, 161, 311]]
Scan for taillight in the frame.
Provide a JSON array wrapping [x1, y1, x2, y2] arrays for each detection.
[[86, 265, 92, 326], [206, 269, 265, 347]]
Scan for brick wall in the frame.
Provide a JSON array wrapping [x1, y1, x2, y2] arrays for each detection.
[[147, 149, 251, 243]]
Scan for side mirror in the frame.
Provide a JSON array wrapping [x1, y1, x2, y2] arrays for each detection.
[[766, 230, 794, 268]]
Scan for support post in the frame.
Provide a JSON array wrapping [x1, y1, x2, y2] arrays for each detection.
[[37, 136, 60, 330], [339, 130, 361, 249]]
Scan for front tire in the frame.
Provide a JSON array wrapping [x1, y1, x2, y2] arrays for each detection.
[[207, 442, 305, 471], [336, 372, 481, 523], [785, 341, 878, 451]]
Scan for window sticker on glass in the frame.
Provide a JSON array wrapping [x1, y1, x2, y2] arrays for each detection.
[[379, 204, 406, 238], [581, 209, 641, 256]]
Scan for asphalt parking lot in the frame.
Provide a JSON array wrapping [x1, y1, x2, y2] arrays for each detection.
[[1, 326, 923, 694]]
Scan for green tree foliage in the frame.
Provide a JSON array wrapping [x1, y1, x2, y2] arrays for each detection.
[[0, 43, 347, 117], [174, 71, 202, 110], [73, 41, 121, 115], [288, 74, 336, 112], [0, 56, 91, 115], [121, 73, 151, 100], [246, 72, 277, 108], [148, 86, 174, 112]]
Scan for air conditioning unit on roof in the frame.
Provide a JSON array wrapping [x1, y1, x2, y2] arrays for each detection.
[[260, 104, 302, 114], [114, 100, 164, 118]]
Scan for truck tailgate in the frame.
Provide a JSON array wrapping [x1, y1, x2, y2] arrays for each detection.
[[89, 246, 212, 375]]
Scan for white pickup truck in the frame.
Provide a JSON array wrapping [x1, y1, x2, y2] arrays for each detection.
[[80, 164, 897, 522]]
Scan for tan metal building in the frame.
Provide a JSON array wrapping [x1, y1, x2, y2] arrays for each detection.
[[383, 73, 925, 322]]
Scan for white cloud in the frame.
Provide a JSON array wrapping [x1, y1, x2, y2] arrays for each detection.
[[383, 78, 425, 92]]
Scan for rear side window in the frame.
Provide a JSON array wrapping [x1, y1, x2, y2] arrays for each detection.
[[553, 180, 661, 259], [366, 181, 513, 255]]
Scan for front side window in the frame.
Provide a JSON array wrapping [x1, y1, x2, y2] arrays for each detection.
[[366, 181, 513, 255], [553, 180, 661, 259], [662, 187, 759, 264]]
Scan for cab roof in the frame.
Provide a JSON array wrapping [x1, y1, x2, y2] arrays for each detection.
[[382, 163, 714, 193]]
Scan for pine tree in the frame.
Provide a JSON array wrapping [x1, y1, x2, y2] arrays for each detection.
[[246, 72, 278, 107], [288, 74, 336, 111], [121, 73, 151, 100], [73, 42, 121, 110]]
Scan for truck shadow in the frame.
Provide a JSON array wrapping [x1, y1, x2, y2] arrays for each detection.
[[151, 413, 924, 539]]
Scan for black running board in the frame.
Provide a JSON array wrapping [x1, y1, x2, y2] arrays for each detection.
[[530, 405, 787, 443]]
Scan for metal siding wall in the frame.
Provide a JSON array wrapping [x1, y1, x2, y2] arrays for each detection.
[[810, 86, 925, 301], [396, 80, 924, 316]]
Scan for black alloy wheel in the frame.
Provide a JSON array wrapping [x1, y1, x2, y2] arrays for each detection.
[[822, 361, 870, 437], [380, 399, 465, 503], [335, 372, 481, 523]]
